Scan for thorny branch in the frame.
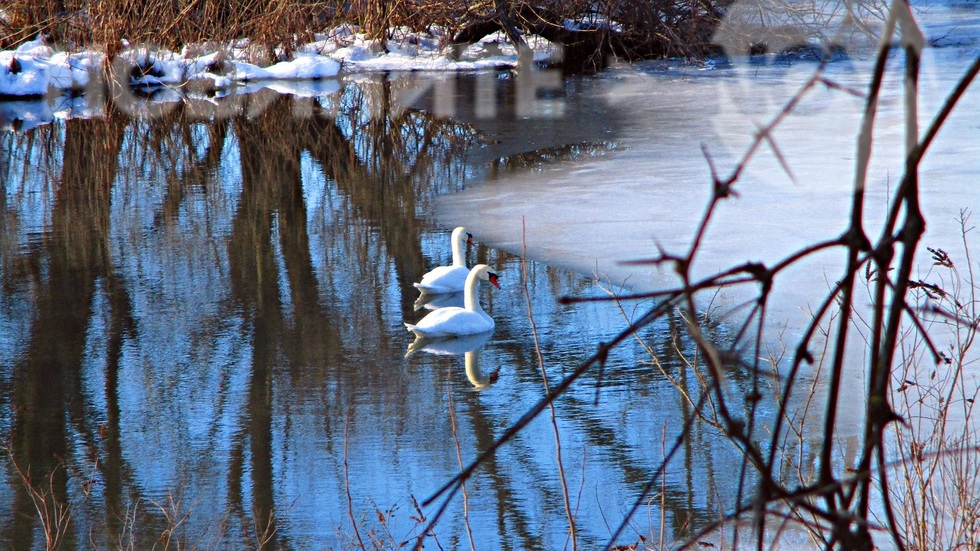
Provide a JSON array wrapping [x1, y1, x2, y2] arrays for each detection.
[[419, 2, 980, 550]]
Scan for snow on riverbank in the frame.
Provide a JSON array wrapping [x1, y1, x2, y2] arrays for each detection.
[[0, 26, 542, 98], [3, 0, 976, 100], [0, 25, 554, 131]]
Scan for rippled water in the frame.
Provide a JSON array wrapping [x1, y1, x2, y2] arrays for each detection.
[[0, 71, 772, 550]]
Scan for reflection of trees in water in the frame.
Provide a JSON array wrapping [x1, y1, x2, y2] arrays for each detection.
[[1, 112, 127, 548], [0, 76, 759, 548], [482, 280, 776, 542], [0, 80, 479, 548]]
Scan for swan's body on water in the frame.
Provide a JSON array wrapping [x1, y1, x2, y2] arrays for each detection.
[[405, 264, 499, 338], [413, 226, 473, 294]]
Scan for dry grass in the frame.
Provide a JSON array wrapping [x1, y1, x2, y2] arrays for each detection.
[[0, 0, 732, 70], [886, 235, 980, 551], [2, 445, 73, 551], [1, 0, 338, 58]]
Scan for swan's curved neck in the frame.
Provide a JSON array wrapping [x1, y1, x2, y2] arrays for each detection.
[[463, 269, 485, 314], [451, 229, 466, 267]]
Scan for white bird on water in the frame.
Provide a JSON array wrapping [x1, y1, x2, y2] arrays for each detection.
[[413, 226, 473, 294], [405, 264, 500, 338]]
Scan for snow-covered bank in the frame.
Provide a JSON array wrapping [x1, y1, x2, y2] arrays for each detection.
[[0, 26, 556, 131], [0, 26, 544, 99]]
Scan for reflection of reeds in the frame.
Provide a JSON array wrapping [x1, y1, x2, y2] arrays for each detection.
[[1, 126, 64, 293]]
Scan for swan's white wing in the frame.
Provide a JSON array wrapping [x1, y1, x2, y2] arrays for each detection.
[[413, 265, 470, 294], [407, 307, 494, 337]]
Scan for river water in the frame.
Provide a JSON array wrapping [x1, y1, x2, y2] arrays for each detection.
[[1, 5, 979, 550], [440, 33, 980, 443], [0, 71, 757, 550]]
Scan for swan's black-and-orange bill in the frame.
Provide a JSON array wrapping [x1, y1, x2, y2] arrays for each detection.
[[488, 273, 500, 288], [466, 232, 474, 245]]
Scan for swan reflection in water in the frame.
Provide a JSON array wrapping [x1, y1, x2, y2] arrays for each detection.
[[405, 330, 500, 389], [413, 290, 464, 311], [464, 346, 499, 390]]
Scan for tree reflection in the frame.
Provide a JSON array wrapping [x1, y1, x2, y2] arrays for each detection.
[[0, 73, 745, 549], [4, 111, 127, 548]]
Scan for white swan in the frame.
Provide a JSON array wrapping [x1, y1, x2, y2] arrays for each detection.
[[413, 226, 473, 294], [405, 264, 500, 338]]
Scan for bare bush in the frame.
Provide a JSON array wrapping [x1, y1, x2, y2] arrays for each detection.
[[0, 0, 340, 59]]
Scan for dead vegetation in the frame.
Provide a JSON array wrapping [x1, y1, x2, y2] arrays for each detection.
[[3, 0, 732, 73]]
